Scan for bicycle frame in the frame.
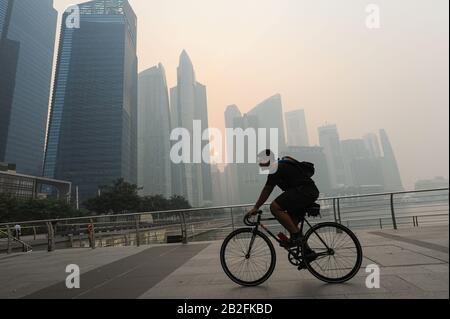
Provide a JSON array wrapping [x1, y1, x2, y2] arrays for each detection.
[[222, 211, 363, 286], [246, 212, 332, 258]]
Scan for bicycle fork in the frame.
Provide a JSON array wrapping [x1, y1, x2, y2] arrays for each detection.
[[245, 227, 259, 259]]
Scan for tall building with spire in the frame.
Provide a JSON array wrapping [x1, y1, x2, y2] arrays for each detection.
[[138, 64, 172, 198], [0, 0, 57, 176], [379, 129, 403, 191], [43, 0, 138, 202], [170, 50, 212, 207]]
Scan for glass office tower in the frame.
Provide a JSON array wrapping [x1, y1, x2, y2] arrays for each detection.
[[138, 64, 172, 198], [44, 0, 138, 202], [0, 0, 57, 176]]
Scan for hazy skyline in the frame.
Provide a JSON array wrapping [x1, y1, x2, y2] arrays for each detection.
[[53, 0, 449, 189]]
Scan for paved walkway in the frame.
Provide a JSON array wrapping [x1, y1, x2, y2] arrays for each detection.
[[0, 225, 448, 299]]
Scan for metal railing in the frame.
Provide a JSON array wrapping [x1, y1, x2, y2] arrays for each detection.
[[0, 228, 33, 253], [0, 188, 448, 254]]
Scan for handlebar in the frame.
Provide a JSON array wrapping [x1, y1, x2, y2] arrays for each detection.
[[243, 210, 263, 226]]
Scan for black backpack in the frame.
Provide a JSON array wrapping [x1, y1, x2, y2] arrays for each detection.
[[280, 157, 315, 178]]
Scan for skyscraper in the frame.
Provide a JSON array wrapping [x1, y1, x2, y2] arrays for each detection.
[[170, 50, 212, 207], [233, 113, 264, 205], [138, 64, 172, 198], [318, 124, 346, 189], [285, 109, 310, 147], [0, 0, 9, 39], [363, 133, 382, 159], [224, 105, 242, 205], [379, 129, 404, 191], [341, 139, 384, 190], [248, 94, 287, 155], [225, 105, 242, 129], [226, 95, 287, 204], [0, 0, 57, 176], [211, 164, 228, 206], [43, 0, 138, 202]]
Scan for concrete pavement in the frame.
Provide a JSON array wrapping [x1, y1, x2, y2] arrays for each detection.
[[0, 225, 448, 299]]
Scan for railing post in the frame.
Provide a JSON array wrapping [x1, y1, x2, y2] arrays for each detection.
[[33, 226, 36, 241], [6, 225, 12, 254], [337, 198, 342, 224], [379, 218, 383, 229], [230, 207, 235, 231], [181, 212, 188, 244], [99, 232, 103, 247], [333, 199, 338, 223], [47, 222, 55, 252], [135, 215, 141, 247], [90, 219, 96, 249], [69, 234, 74, 248], [390, 193, 398, 230]]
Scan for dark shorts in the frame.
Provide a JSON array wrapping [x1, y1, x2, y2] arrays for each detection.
[[274, 185, 320, 218]]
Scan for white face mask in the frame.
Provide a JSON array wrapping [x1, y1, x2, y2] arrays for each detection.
[[259, 160, 279, 175], [257, 150, 278, 175]]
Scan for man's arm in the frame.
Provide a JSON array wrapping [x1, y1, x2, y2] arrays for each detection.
[[248, 184, 275, 215]]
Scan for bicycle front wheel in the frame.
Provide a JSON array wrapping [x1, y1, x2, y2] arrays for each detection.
[[220, 228, 276, 287], [303, 222, 363, 284]]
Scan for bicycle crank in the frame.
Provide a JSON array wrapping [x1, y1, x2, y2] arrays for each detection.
[[288, 249, 302, 267]]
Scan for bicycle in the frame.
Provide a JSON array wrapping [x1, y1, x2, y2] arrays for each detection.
[[220, 208, 363, 287]]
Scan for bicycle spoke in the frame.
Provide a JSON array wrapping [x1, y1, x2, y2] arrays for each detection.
[[304, 224, 361, 282], [222, 229, 274, 285]]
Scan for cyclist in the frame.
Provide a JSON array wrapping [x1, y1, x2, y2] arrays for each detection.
[[247, 150, 320, 248]]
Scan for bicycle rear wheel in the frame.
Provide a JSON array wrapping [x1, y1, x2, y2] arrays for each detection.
[[303, 222, 363, 283], [220, 228, 276, 287]]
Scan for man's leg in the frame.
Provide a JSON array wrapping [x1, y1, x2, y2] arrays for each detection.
[[291, 215, 304, 236], [270, 201, 299, 235]]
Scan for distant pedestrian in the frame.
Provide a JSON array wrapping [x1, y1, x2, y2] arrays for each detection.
[[14, 224, 21, 240]]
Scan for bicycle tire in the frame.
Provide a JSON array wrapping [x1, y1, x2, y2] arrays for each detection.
[[220, 228, 276, 287], [303, 222, 363, 284]]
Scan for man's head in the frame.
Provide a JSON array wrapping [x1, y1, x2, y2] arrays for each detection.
[[257, 149, 276, 168]]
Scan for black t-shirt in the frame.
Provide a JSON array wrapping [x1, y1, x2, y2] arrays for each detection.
[[265, 160, 315, 191]]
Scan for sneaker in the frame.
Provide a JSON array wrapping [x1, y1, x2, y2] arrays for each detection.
[[280, 237, 302, 249], [298, 250, 318, 271]]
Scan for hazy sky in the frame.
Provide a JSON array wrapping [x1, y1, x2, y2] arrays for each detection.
[[53, 0, 449, 189]]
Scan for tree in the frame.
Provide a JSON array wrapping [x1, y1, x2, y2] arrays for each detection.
[[168, 195, 191, 210], [0, 193, 87, 222], [0, 179, 192, 222], [140, 195, 170, 212], [83, 179, 192, 215], [83, 179, 141, 215], [139, 194, 192, 212]]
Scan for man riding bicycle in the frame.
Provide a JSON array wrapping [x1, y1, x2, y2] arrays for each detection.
[[247, 150, 320, 248]]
